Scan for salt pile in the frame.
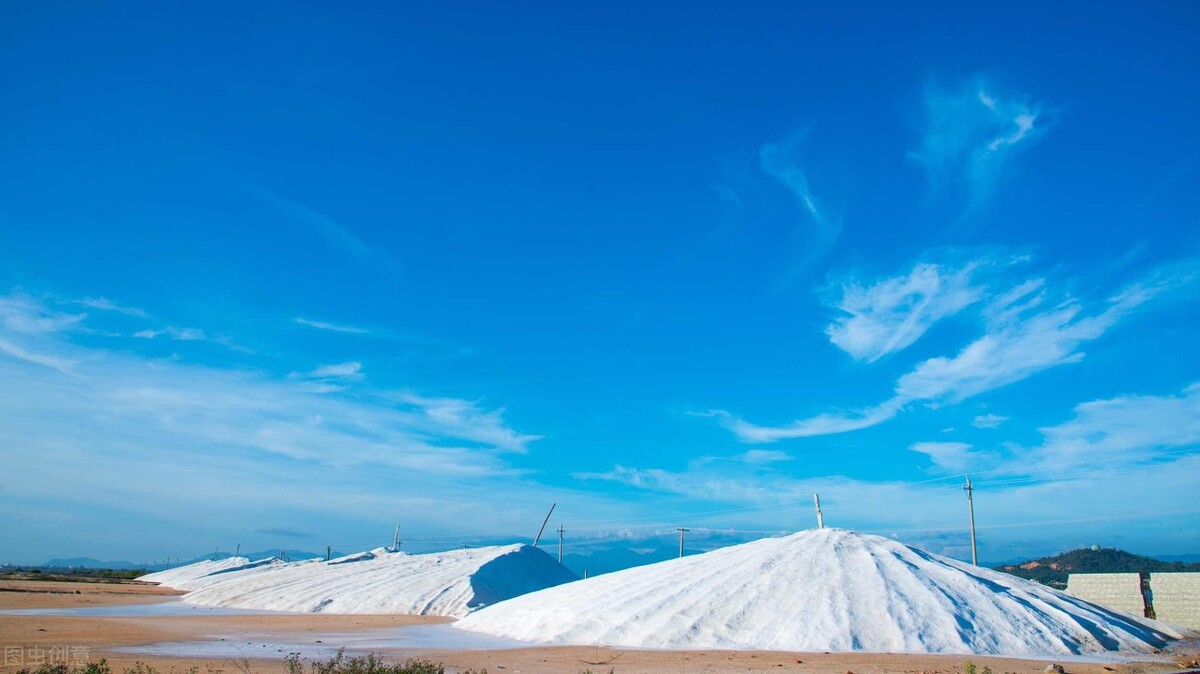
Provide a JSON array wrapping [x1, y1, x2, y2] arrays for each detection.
[[138, 556, 252, 590], [151, 544, 575, 617], [456, 529, 1193, 655]]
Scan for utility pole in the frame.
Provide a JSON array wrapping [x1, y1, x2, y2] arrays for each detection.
[[814, 493, 825, 529], [964, 475, 978, 566], [557, 525, 565, 564], [534, 503, 556, 546], [677, 528, 689, 558]]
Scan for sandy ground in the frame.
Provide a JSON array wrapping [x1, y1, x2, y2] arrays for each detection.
[[0, 581, 184, 609], [2, 581, 1196, 674]]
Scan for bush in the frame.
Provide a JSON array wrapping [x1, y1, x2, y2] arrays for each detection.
[[17, 660, 112, 674], [284, 650, 475, 674]]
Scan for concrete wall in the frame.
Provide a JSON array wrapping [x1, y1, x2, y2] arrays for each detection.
[[1066, 572, 1145, 616], [1149, 572, 1200, 630]]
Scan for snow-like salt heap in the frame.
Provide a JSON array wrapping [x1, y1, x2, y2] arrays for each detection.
[[456, 529, 1193, 655], [138, 556, 253, 590], [144, 545, 576, 617]]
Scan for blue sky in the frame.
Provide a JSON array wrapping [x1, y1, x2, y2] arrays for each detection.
[[2, 1, 1199, 566]]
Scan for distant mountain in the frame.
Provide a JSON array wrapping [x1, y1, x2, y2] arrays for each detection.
[[995, 547, 1200, 589], [1153, 553, 1200, 564], [43, 549, 336, 571], [562, 545, 705, 577], [43, 557, 141, 570]]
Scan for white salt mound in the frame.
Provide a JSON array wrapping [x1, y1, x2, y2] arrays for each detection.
[[160, 544, 575, 617], [138, 556, 252, 590], [455, 529, 1194, 656]]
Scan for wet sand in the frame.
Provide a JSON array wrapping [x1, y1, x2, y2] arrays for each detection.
[[2, 581, 1195, 674]]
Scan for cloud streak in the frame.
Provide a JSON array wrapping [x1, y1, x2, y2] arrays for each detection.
[[910, 77, 1043, 205], [294, 317, 370, 335], [579, 386, 1200, 558], [254, 188, 398, 270], [0, 290, 639, 563], [759, 130, 841, 271], [825, 260, 983, 362], [721, 255, 1193, 443], [908, 441, 998, 474], [77, 297, 148, 318], [972, 414, 1008, 429]]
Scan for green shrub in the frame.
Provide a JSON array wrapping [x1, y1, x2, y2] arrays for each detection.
[[284, 649, 457, 674]]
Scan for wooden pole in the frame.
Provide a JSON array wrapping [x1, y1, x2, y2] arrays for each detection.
[[533, 503, 556, 546]]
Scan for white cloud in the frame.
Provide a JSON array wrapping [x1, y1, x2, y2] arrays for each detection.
[[0, 290, 631, 563], [294, 317, 369, 335], [825, 261, 982, 362], [972, 414, 1008, 429], [308, 361, 364, 379], [391, 391, 540, 454], [722, 259, 1192, 443], [734, 449, 792, 464], [0, 337, 75, 373], [77, 297, 147, 318], [0, 292, 85, 334], [574, 422, 1200, 560], [134, 326, 207, 341], [1023, 382, 1200, 470], [909, 77, 1042, 203], [895, 282, 1163, 405], [759, 130, 841, 270], [908, 441, 998, 474], [716, 401, 902, 443]]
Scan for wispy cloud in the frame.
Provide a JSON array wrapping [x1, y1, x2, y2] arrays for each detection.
[[733, 449, 792, 465], [1019, 382, 1200, 471], [909, 77, 1043, 205], [294, 317, 369, 335], [134, 326, 207, 341], [0, 337, 76, 373], [255, 188, 397, 270], [577, 403, 1200, 559], [0, 292, 85, 334], [291, 361, 366, 391], [0, 290, 633, 562], [309, 361, 363, 379], [972, 413, 1008, 429], [908, 441, 998, 474], [759, 129, 841, 271], [713, 401, 902, 443], [77, 297, 147, 318], [133, 324, 250, 353], [720, 255, 1194, 442], [895, 279, 1170, 406], [825, 260, 983, 362]]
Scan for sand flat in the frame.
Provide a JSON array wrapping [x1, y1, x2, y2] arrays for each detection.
[[1, 579, 1194, 674], [0, 581, 184, 610]]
